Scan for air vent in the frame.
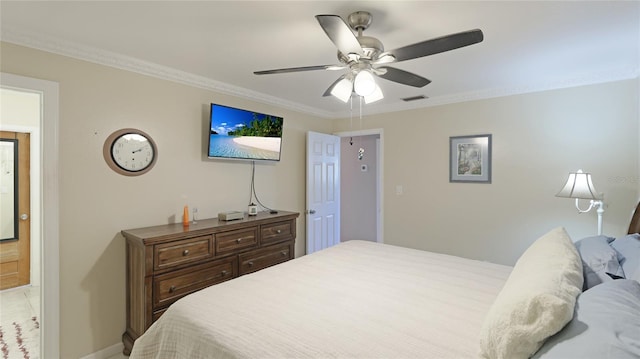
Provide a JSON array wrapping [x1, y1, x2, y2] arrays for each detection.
[[401, 95, 428, 102]]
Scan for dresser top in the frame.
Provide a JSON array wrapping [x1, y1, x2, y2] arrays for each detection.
[[122, 210, 299, 244]]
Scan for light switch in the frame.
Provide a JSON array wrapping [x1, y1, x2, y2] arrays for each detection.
[[396, 185, 403, 195]]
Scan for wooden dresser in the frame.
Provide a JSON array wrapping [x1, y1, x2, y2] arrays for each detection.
[[121, 210, 299, 354]]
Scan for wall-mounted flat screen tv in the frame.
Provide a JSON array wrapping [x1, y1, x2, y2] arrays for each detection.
[[208, 103, 283, 161]]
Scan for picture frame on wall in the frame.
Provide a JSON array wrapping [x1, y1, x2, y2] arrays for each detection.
[[449, 134, 492, 183]]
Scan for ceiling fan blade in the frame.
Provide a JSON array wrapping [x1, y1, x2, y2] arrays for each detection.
[[376, 66, 431, 88], [315, 15, 363, 57], [254, 65, 339, 75], [389, 29, 483, 62]]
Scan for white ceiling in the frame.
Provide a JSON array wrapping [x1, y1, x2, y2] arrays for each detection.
[[1, 1, 638, 119]]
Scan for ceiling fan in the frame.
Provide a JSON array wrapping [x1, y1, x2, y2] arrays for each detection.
[[254, 11, 484, 103]]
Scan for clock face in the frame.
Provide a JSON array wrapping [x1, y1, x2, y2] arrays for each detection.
[[111, 133, 154, 172], [103, 129, 157, 176]]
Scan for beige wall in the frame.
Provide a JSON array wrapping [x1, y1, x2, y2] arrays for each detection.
[[334, 80, 639, 266], [0, 42, 332, 358]]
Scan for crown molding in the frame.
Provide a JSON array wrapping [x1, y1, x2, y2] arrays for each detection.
[[0, 27, 335, 119], [332, 67, 640, 119], [2, 27, 637, 121]]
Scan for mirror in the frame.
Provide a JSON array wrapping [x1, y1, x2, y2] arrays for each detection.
[[0, 139, 18, 241]]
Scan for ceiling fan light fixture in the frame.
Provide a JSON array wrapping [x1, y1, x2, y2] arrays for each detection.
[[330, 77, 353, 103], [364, 84, 384, 104], [354, 70, 376, 96]]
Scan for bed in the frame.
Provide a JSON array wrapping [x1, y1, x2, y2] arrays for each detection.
[[130, 203, 640, 359]]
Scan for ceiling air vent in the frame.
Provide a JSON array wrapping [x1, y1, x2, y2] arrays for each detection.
[[401, 95, 428, 102]]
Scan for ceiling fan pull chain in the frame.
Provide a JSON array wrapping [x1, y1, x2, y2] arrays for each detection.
[[350, 95, 353, 129], [359, 96, 365, 161], [359, 95, 363, 126]]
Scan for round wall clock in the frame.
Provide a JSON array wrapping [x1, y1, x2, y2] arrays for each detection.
[[103, 128, 157, 176]]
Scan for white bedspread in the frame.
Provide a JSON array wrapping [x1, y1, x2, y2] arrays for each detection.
[[130, 240, 512, 359]]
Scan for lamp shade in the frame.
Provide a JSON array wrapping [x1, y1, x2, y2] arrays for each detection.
[[364, 84, 384, 104], [330, 78, 353, 103], [354, 70, 376, 96], [556, 170, 600, 200]]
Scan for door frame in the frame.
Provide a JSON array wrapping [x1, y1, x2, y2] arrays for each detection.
[[1, 72, 60, 358], [334, 128, 384, 243]]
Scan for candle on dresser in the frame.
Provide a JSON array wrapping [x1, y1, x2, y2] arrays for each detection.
[[183, 206, 189, 227]]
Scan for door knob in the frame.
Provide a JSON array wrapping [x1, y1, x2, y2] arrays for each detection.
[[307, 210, 316, 215], [20, 214, 28, 220]]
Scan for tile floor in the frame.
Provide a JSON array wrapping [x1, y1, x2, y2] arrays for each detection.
[[0, 285, 40, 358], [1, 287, 128, 358], [0, 285, 39, 323]]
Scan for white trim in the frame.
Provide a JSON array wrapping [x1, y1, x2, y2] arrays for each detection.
[[1, 27, 334, 119], [78, 342, 124, 359], [328, 69, 640, 119], [376, 137, 382, 243], [4, 27, 636, 120], [1, 72, 60, 359], [334, 128, 384, 244]]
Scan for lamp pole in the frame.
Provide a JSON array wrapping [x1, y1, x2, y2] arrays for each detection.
[[574, 198, 604, 235]]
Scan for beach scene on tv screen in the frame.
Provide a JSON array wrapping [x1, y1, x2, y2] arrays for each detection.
[[209, 105, 283, 160]]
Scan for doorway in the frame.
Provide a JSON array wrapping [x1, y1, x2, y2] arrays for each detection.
[[336, 129, 383, 244], [0, 131, 32, 290], [1, 72, 60, 358]]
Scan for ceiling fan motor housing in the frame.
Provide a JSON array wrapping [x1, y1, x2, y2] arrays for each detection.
[[347, 11, 373, 31], [345, 11, 384, 60], [357, 36, 384, 60]]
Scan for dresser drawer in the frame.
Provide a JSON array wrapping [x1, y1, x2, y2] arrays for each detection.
[[261, 220, 293, 245], [215, 227, 258, 254], [153, 257, 236, 308], [154, 235, 213, 271], [239, 242, 292, 275]]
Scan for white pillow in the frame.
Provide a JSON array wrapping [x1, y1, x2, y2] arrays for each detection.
[[478, 227, 584, 359]]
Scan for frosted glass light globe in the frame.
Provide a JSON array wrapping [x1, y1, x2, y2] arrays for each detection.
[[354, 70, 376, 96]]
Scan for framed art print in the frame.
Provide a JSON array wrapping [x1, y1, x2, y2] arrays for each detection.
[[449, 134, 492, 183]]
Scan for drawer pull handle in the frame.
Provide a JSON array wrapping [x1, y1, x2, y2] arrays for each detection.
[[276, 229, 282, 234], [236, 238, 242, 243], [281, 251, 287, 256], [169, 286, 176, 293], [248, 261, 254, 267], [221, 270, 228, 276], [182, 249, 190, 256]]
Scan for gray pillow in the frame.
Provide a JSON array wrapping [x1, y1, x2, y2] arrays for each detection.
[[611, 234, 640, 283], [532, 279, 640, 359], [574, 235, 624, 290]]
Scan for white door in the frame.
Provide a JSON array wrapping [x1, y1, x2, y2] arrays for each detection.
[[306, 131, 340, 254]]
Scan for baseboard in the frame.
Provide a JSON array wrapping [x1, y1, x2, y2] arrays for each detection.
[[79, 342, 124, 359]]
